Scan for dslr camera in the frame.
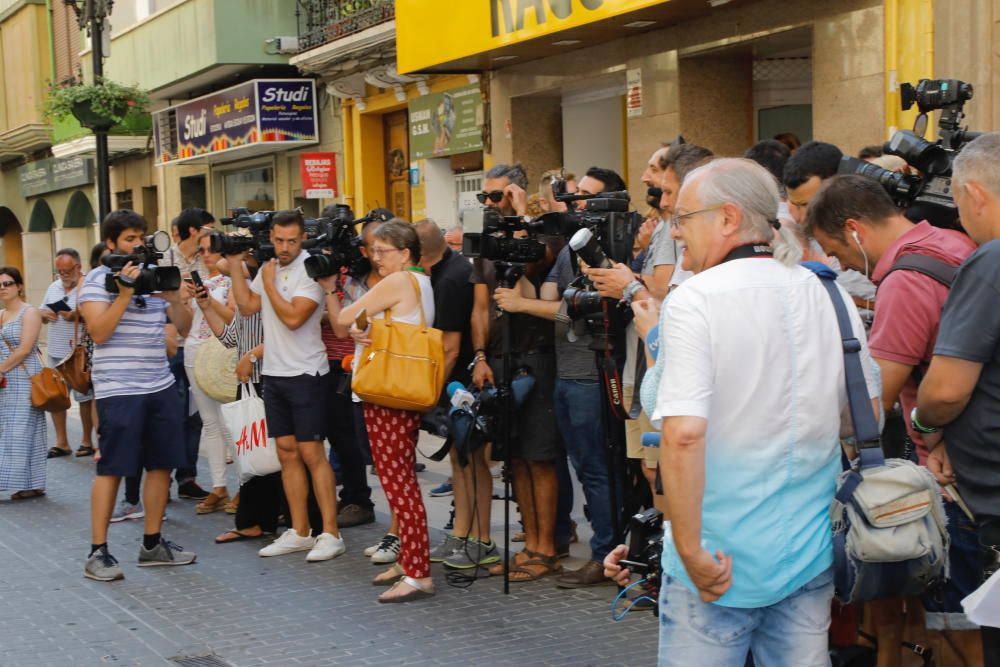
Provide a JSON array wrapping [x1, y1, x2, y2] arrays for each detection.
[[102, 230, 181, 295], [302, 205, 387, 280], [840, 78, 981, 230], [209, 208, 276, 263]]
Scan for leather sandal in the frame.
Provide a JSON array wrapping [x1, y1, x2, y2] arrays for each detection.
[[372, 563, 405, 587], [75, 444, 95, 457], [508, 553, 562, 583], [195, 492, 230, 515], [377, 577, 435, 603]]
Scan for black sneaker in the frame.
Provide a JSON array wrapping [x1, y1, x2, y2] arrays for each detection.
[[177, 481, 209, 500]]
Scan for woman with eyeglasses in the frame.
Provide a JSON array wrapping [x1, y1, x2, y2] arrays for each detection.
[[338, 221, 436, 603], [0, 267, 49, 500]]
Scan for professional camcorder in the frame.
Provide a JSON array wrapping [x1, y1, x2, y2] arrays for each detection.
[[302, 206, 389, 280], [101, 230, 181, 295], [839, 78, 982, 229], [209, 208, 276, 263], [460, 208, 548, 264], [620, 507, 664, 596]]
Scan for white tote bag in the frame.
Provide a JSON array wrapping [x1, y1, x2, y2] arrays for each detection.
[[220, 383, 281, 484]]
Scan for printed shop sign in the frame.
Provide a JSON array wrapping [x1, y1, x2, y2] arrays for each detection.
[[18, 156, 94, 197], [154, 79, 318, 165], [408, 83, 484, 160], [299, 152, 338, 199]]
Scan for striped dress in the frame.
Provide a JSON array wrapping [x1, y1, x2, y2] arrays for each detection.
[[0, 307, 48, 491]]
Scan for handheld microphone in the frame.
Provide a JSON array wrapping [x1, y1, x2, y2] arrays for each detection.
[[447, 381, 476, 409], [641, 432, 660, 450]]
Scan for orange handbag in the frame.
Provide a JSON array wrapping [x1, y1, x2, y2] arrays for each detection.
[[352, 272, 445, 412], [55, 284, 92, 393], [0, 310, 71, 413]]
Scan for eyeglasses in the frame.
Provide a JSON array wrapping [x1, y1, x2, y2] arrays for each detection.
[[56, 268, 79, 276], [476, 190, 505, 204], [369, 247, 402, 258], [0, 280, 16, 288], [668, 204, 725, 230]]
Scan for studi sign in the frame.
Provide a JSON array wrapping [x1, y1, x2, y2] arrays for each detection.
[[397, 0, 666, 73]]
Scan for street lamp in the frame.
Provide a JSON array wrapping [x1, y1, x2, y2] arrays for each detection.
[[63, 0, 115, 222]]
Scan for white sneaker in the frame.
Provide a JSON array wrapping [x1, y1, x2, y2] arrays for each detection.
[[257, 529, 315, 557], [370, 533, 401, 564], [306, 532, 346, 562]]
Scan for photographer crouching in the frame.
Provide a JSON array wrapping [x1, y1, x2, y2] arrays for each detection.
[[605, 159, 881, 665], [79, 210, 195, 581]]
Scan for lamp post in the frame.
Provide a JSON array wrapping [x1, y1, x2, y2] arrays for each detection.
[[64, 0, 115, 222]]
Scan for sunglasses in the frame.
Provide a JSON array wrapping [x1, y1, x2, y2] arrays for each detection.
[[0, 280, 17, 288], [476, 190, 505, 204]]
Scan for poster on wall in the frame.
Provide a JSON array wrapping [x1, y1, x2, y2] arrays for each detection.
[[626, 68, 643, 118], [409, 83, 484, 160], [299, 152, 338, 199]]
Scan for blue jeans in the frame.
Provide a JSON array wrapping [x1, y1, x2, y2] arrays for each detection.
[[553, 378, 617, 562], [658, 567, 834, 667]]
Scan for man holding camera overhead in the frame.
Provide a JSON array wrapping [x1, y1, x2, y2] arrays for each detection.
[[79, 210, 195, 582], [229, 209, 345, 564]]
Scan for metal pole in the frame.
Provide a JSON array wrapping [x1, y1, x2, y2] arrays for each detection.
[[91, 8, 112, 220]]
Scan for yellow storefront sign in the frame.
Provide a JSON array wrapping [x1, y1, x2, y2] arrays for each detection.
[[396, 0, 669, 73]]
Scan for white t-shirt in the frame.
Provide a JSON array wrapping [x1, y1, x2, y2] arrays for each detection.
[[184, 274, 231, 368], [250, 251, 327, 377], [654, 257, 879, 607]]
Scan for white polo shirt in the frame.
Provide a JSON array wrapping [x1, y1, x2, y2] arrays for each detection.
[[654, 257, 879, 608], [250, 251, 327, 377]]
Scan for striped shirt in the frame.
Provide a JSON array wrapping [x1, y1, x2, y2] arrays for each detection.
[[40, 279, 80, 360], [79, 266, 174, 400], [219, 310, 264, 385]]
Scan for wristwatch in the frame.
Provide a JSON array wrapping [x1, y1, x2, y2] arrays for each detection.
[[622, 279, 644, 304], [248, 352, 259, 365], [910, 407, 940, 434]]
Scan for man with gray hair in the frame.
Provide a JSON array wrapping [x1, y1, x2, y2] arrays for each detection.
[[916, 131, 1000, 664], [605, 158, 880, 665], [478, 163, 529, 217]]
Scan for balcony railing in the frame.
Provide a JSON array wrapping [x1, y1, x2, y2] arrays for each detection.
[[296, 0, 394, 53]]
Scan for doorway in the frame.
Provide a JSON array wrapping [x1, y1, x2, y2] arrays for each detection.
[[384, 110, 411, 221], [0, 207, 23, 271]]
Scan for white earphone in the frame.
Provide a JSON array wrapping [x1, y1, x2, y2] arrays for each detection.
[[851, 229, 861, 246]]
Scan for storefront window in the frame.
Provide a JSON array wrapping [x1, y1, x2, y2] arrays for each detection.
[[224, 167, 274, 213]]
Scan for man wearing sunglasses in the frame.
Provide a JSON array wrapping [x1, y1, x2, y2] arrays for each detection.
[[476, 163, 530, 217]]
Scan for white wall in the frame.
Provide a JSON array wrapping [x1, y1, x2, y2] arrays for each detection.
[[561, 94, 624, 182], [423, 158, 458, 229]]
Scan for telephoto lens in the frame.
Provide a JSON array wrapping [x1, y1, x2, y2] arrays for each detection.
[[569, 227, 612, 268]]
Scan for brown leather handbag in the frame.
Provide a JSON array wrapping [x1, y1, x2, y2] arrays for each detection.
[[55, 284, 92, 393]]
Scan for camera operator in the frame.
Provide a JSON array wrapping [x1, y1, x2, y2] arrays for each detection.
[[162, 208, 215, 500], [229, 209, 345, 563], [79, 210, 197, 581], [806, 174, 982, 656], [605, 159, 880, 665], [494, 166, 628, 587], [917, 132, 1000, 663], [464, 163, 564, 574], [783, 141, 877, 314], [586, 144, 712, 509]]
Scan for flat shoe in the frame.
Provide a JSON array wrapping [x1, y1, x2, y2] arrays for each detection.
[[75, 445, 95, 457], [377, 577, 435, 603], [214, 530, 262, 544], [47, 447, 71, 459], [372, 563, 405, 586], [11, 489, 45, 500]]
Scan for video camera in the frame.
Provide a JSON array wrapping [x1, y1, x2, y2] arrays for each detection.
[[209, 208, 275, 263], [101, 230, 181, 295], [839, 78, 982, 229], [302, 206, 389, 280], [619, 506, 664, 598], [460, 208, 548, 265]]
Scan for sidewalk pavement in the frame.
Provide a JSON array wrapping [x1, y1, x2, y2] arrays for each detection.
[[0, 406, 657, 667]]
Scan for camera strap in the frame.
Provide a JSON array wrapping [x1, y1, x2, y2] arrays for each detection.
[[720, 243, 774, 263]]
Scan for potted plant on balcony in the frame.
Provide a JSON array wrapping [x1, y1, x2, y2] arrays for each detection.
[[44, 78, 149, 131]]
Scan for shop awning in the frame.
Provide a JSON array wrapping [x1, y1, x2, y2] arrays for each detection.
[[152, 79, 319, 166], [396, 0, 752, 74]]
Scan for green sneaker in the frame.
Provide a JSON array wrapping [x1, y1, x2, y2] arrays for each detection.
[[430, 534, 466, 563], [442, 538, 500, 569]]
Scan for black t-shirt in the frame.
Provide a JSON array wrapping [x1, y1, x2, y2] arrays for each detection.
[[545, 246, 598, 380], [471, 257, 555, 356], [933, 238, 1000, 521], [431, 248, 474, 385]]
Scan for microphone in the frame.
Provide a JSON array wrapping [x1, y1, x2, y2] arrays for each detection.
[[569, 228, 612, 269], [641, 432, 660, 450], [448, 381, 476, 409]]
